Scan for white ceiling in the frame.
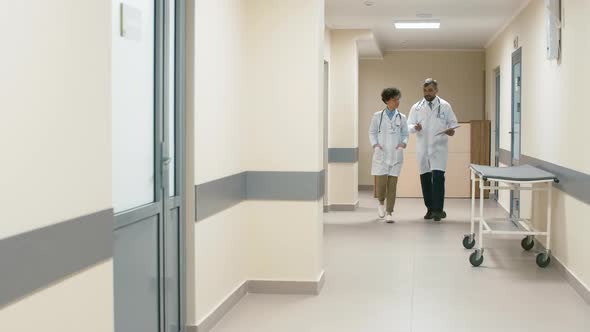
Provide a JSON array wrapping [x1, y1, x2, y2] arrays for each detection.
[[326, 0, 530, 56]]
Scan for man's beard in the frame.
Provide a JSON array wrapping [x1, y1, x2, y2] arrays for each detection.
[[424, 95, 435, 102]]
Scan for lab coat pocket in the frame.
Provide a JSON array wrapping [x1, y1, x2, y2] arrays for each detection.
[[394, 148, 404, 165], [372, 147, 384, 164]]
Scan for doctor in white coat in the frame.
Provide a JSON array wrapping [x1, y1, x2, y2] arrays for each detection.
[[407, 78, 458, 222], [369, 88, 409, 223]]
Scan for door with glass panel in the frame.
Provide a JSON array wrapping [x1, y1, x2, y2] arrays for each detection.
[[493, 68, 500, 201], [111, 1, 183, 331], [510, 48, 522, 223]]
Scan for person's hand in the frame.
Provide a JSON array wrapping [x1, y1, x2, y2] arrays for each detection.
[[445, 128, 455, 136], [373, 144, 383, 150], [396, 143, 407, 149], [415, 123, 422, 131]]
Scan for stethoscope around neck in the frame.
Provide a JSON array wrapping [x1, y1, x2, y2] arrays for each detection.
[[417, 97, 442, 118], [378, 109, 402, 133]]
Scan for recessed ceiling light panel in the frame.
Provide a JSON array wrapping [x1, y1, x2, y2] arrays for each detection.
[[394, 20, 440, 29]]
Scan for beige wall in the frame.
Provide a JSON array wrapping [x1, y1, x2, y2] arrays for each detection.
[[328, 163, 359, 203], [0, 1, 113, 331], [246, 200, 324, 280], [194, 0, 245, 184], [1, 1, 113, 239], [194, 204, 249, 322], [190, 0, 325, 325], [358, 51, 485, 187], [330, 29, 372, 149], [242, 0, 324, 172], [486, 0, 590, 289], [486, 0, 590, 173], [191, 0, 248, 324]]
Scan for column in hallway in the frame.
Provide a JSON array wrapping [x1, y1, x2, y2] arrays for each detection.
[[188, 0, 326, 328], [0, 1, 113, 331], [328, 29, 374, 210], [189, 0, 250, 326], [242, 0, 326, 284]]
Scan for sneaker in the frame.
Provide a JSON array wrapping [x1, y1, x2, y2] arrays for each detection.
[[424, 210, 434, 220], [385, 213, 395, 224], [378, 203, 386, 219]]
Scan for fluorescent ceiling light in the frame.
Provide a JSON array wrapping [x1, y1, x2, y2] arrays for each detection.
[[394, 20, 440, 29]]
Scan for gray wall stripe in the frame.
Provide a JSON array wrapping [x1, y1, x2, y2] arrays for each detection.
[[247, 171, 324, 201], [318, 169, 326, 198], [195, 172, 246, 221], [498, 149, 589, 204], [0, 209, 113, 308], [328, 148, 359, 163], [520, 154, 590, 205], [195, 170, 325, 222]]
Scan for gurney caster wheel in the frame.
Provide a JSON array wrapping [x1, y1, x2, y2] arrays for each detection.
[[521, 237, 534, 251], [462, 235, 475, 249], [469, 251, 484, 267], [536, 253, 551, 268]]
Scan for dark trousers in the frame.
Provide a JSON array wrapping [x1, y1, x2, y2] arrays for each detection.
[[420, 171, 445, 212]]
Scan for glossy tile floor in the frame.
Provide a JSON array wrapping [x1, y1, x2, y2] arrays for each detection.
[[212, 191, 590, 332]]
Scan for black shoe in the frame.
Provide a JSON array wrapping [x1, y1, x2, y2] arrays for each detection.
[[424, 210, 434, 220], [433, 211, 443, 222]]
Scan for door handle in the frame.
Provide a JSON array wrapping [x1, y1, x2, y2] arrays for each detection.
[[161, 142, 172, 166]]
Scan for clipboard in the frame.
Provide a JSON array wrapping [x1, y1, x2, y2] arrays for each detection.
[[436, 125, 461, 136]]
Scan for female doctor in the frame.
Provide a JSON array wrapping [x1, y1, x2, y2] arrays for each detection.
[[369, 88, 409, 223]]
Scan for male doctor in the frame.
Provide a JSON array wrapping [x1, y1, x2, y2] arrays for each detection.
[[407, 79, 458, 222]]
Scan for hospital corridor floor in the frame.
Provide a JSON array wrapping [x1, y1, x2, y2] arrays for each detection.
[[211, 191, 590, 332]]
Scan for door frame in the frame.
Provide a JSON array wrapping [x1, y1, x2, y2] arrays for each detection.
[[493, 67, 500, 201], [510, 47, 522, 220], [323, 60, 329, 211], [174, 0, 187, 330], [113, 0, 186, 331], [162, 0, 187, 330]]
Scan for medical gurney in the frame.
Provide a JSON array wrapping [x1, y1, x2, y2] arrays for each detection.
[[463, 164, 559, 268]]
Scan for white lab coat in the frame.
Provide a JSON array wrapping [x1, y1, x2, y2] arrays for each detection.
[[369, 109, 409, 176], [407, 97, 458, 174]]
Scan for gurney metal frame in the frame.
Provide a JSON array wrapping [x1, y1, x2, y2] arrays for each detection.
[[463, 164, 559, 268]]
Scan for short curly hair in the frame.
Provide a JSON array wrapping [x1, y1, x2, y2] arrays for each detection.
[[381, 87, 401, 103]]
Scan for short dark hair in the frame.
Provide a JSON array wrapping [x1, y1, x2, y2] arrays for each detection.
[[423, 78, 438, 88], [381, 87, 401, 103]]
